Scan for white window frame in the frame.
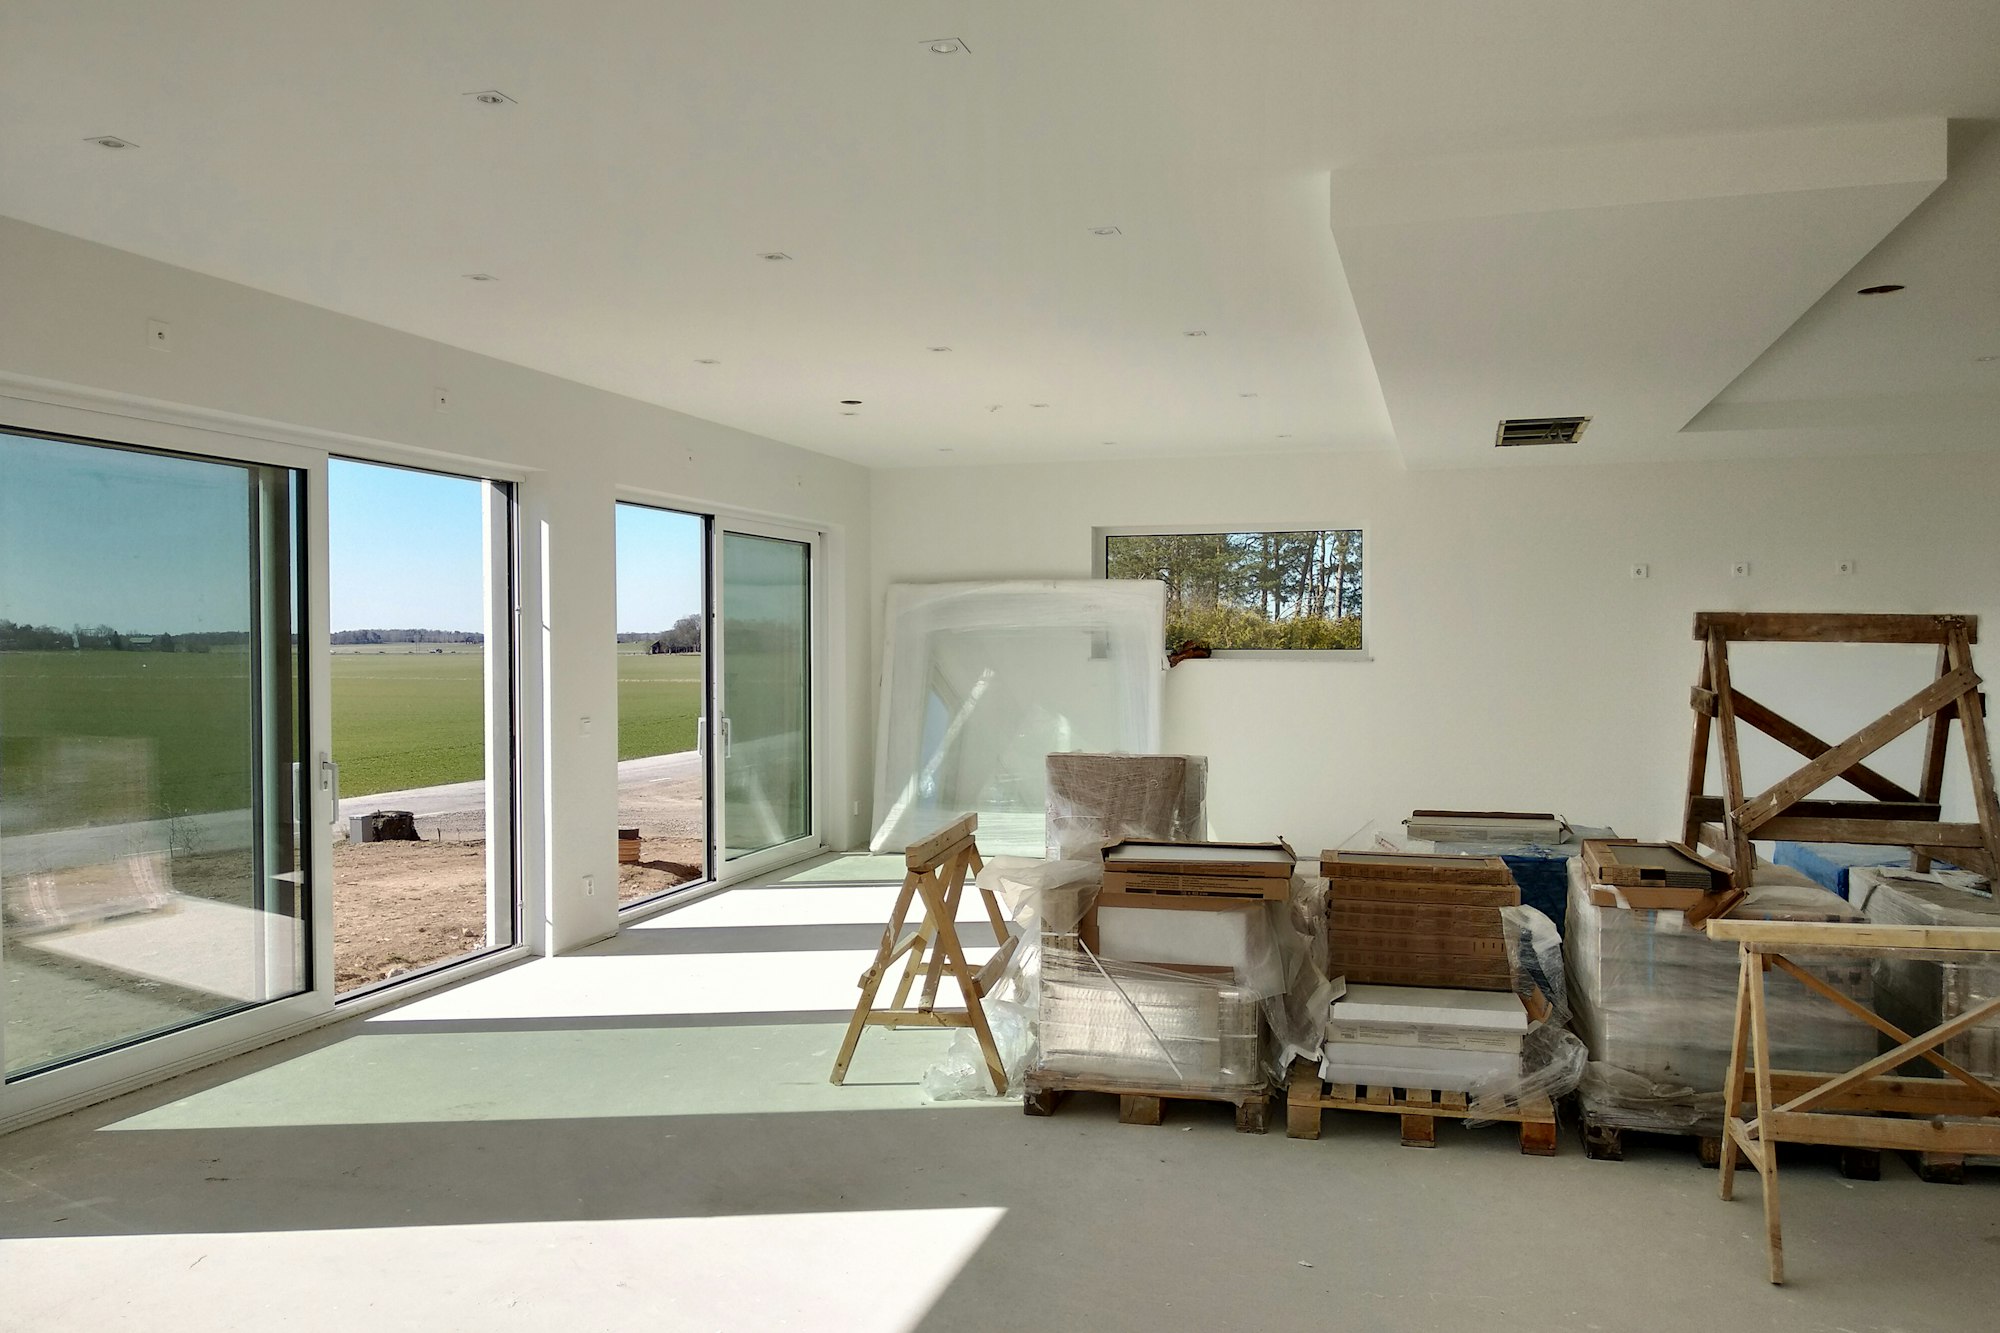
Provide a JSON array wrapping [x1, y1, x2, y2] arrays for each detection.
[[0, 377, 529, 1133]]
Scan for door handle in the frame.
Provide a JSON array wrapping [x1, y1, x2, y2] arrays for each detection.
[[719, 716, 732, 759], [320, 755, 340, 825]]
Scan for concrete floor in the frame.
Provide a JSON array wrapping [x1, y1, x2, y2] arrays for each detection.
[[2, 853, 1996, 1332]]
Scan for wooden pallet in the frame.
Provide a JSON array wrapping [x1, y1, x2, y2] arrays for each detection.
[[1022, 1071, 1271, 1134], [1572, 1096, 1881, 1177], [1285, 1060, 1557, 1154]]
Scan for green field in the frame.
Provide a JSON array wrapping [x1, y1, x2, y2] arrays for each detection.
[[0, 651, 255, 824], [0, 648, 703, 812], [331, 647, 702, 795]]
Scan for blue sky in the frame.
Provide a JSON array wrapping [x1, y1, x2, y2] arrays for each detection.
[[615, 503, 704, 634], [332, 466, 704, 633], [0, 439, 705, 636], [1, 432, 256, 632]]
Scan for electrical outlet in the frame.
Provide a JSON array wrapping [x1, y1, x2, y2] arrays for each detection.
[[580, 716, 592, 736], [582, 874, 594, 897], [1732, 561, 1752, 578], [146, 319, 171, 350], [433, 386, 451, 411], [1836, 558, 1855, 576], [1630, 563, 1649, 580], [852, 800, 861, 817]]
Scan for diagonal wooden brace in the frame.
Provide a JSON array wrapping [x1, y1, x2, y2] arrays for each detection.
[[1736, 665, 1979, 832]]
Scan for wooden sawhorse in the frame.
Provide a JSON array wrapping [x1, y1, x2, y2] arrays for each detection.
[[1681, 611, 2000, 886], [829, 813, 1018, 1093], [1711, 917, 2000, 1284]]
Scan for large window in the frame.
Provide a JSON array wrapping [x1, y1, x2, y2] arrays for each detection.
[[1103, 528, 1364, 652], [327, 459, 516, 995], [1, 429, 308, 1078], [614, 502, 710, 906]]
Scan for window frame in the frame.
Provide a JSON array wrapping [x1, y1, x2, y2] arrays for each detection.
[[1091, 522, 1372, 660]]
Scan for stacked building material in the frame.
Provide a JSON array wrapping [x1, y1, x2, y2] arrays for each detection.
[[1319, 850, 1520, 991], [1567, 857, 1878, 1132], [1319, 984, 1528, 1092], [1025, 839, 1298, 1100], [1850, 867, 2000, 1078], [1043, 752, 1208, 861]]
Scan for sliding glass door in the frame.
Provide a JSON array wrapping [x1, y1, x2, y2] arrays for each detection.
[[715, 523, 816, 875], [326, 459, 516, 995], [0, 428, 308, 1081], [613, 502, 711, 908]]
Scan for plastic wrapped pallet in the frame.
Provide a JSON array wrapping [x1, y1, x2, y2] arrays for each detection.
[[971, 856, 1334, 1089], [1850, 867, 2000, 1078], [1566, 857, 1878, 1132], [1044, 752, 1208, 861], [1035, 949, 1263, 1091]]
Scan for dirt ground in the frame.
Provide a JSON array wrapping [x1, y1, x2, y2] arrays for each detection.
[[333, 770, 706, 988]]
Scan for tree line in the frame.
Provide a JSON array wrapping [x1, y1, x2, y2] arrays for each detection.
[[1105, 530, 1363, 649], [616, 613, 702, 652], [0, 620, 252, 652], [331, 629, 483, 645]]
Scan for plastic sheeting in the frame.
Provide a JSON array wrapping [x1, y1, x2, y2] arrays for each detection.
[[870, 581, 1165, 856], [1850, 867, 2000, 1078], [962, 855, 1334, 1093], [1043, 751, 1207, 861], [1565, 857, 1878, 1132]]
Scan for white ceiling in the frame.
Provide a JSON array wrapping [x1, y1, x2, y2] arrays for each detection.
[[1, 1, 1996, 470]]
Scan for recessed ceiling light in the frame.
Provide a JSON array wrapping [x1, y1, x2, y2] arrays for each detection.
[[758, 251, 793, 262], [463, 272, 499, 282], [923, 37, 969, 54], [839, 411, 857, 416], [840, 399, 862, 405], [1183, 330, 1207, 337], [1030, 403, 1049, 409], [1090, 226, 1122, 236], [694, 358, 720, 365], [1102, 441, 1116, 447], [84, 135, 136, 149], [1239, 392, 1258, 398], [937, 447, 954, 453], [1975, 355, 1998, 363], [464, 89, 516, 106], [928, 346, 952, 353], [1277, 434, 1293, 439], [1856, 284, 1905, 295]]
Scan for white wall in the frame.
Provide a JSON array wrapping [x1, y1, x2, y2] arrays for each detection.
[[870, 448, 2000, 856], [0, 215, 872, 954]]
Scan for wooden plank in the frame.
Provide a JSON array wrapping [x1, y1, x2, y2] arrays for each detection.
[[1735, 816, 1982, 848], [1759, 1070, 2000, 1118], [1683, 652, 1715, 847], [1728, 689, 1921, 804], [1687, 796, 1944, 825], [904, 813, 978, 870], [1718, 950, 1754, 1203], [1285, 1061, 1323, 1140], [1119, 1094, 1165, 1126], [1745, 954, 1786, 1284], [1736, 665, 1979, 832], [1319, 851, 1514, 885], [1324, 879, 1520, 907], [1762, 1111, 2000, 1155], [1709, 633, 1756, 881], [1706, 919, 2000, 952], [1692, 611, 1977, 645], [1582, 839, 1730, 891], [1946, 624, 2000, 889]]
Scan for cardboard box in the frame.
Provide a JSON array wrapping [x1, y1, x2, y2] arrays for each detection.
[[1100, 838, 1295, 903], [1319, 850, 1514, 886]]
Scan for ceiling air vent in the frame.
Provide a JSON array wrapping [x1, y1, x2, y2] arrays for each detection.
[[1495, 415, 1591, 447]]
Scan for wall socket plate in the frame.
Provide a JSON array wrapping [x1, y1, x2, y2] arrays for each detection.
[[146, 318, 171, 350], [1732, 561, 1752, 578], [1836, 558, 1856, 575], [1630, 563, 1649, 580]]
